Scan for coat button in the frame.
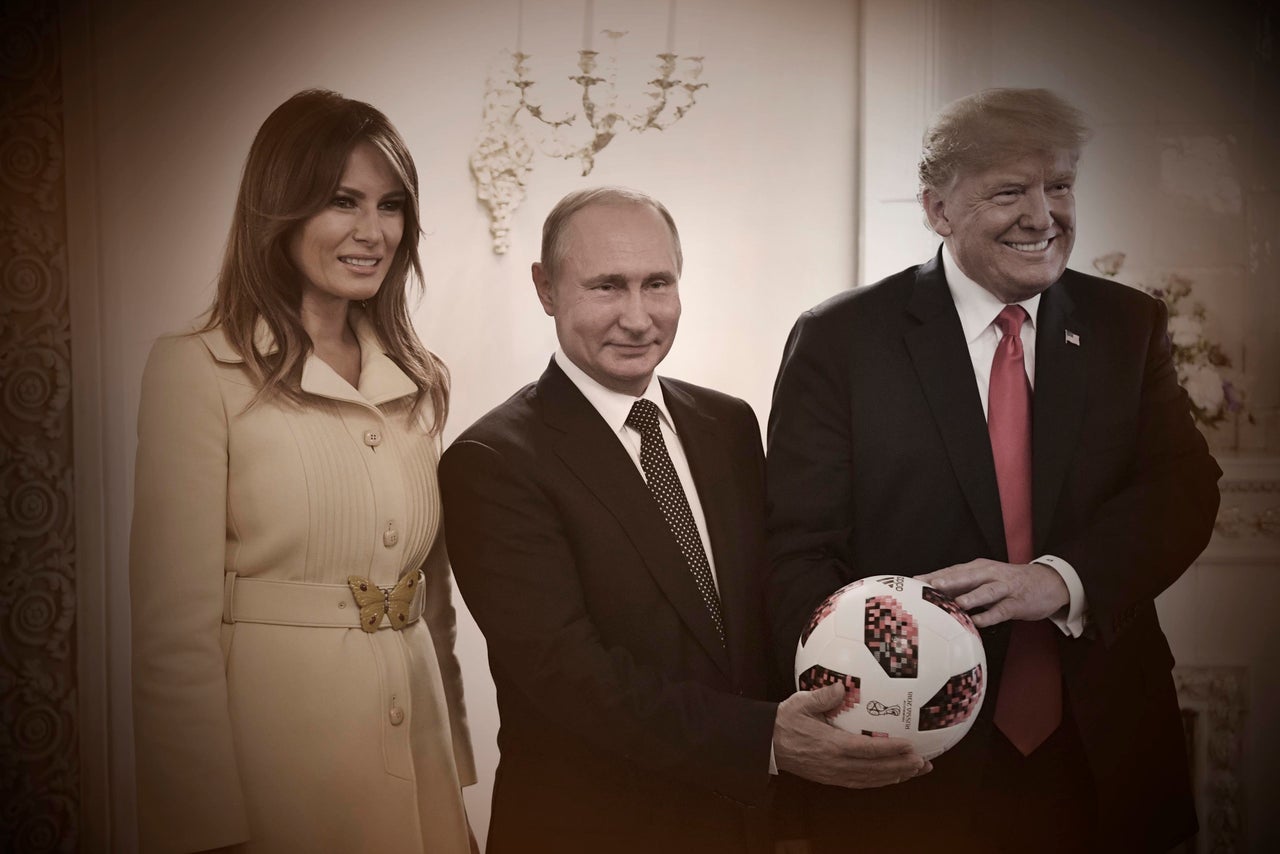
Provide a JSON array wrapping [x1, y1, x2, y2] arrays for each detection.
[[364, 430, 382, 447], [383, 523, 399, 548], [389, 706, 405, 726]]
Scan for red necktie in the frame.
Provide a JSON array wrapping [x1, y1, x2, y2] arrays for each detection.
[[988, 305, 1061, 756]]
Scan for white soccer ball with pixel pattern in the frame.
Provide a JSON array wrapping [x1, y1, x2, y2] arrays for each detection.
[[794, 575, 987, 759]]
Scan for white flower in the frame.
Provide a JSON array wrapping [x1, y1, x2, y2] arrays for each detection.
[[1167, 314, 1203, 349], [1183, 363, 1226, 413]]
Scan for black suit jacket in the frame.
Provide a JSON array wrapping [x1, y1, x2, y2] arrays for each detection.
[[440, 360, 777, 854], [766, 254, 1221, 850]]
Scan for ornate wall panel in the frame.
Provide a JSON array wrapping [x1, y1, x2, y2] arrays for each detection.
[[1174, 666, 1248, 854], [0, 1, 78, 851]]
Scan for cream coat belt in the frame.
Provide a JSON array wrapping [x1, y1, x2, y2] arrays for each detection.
[[221, 571, 427, 630]]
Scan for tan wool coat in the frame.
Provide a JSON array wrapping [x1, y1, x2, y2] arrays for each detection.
[[130, 312, 476, 853]]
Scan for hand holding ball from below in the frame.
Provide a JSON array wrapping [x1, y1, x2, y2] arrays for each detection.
[[773, 683, 933, 788]]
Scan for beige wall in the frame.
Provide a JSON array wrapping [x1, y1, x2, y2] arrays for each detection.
[[64, 0, 859, 848]]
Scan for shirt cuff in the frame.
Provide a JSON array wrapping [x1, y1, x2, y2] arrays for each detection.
[[769, 741, 778, 775], [1033, 554, 1087, 638]]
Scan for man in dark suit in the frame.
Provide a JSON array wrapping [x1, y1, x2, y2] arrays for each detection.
[[767, 89, 1222, 852], [439, 188, 929, 854]]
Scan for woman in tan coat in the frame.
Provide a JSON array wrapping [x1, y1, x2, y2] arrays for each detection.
[[130, 90, 476, 853]]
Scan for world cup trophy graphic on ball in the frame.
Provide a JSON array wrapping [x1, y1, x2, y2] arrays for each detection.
[[794, 576, 987, 759]]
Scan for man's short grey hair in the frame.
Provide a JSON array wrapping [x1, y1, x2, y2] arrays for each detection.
[[918, 88, 1092, 195], [539, 186, 683, 281]]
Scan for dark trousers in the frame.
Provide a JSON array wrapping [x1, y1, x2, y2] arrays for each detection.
[[978, 704, 1099, 853], [798, 702, 1100, 854]]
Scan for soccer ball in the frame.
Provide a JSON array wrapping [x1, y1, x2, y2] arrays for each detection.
[[794, 575, 987, 759]]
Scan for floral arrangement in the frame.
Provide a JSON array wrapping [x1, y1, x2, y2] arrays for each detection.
[[1092, 252, 1245, 428]]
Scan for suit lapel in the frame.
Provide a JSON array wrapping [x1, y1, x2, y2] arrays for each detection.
[[903, 254, 1008, 559], [1032, 278, 1087, 551], [535, 362, 732, 675]]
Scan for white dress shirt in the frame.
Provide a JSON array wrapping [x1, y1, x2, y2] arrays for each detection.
[[553, 350, 720, 592], [942, 247, 1087, 638]]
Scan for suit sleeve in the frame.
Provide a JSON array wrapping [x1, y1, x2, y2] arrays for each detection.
[[420, 527, 478, 786], [438, 437, 778, 805], [764, 311, 860, 683], [1055, 297, 1221, 645], [130, 335, 250, 852]]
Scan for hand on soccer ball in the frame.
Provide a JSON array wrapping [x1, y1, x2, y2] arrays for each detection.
[[917, 559, 1068, 627], [774, 683, 933, 788]]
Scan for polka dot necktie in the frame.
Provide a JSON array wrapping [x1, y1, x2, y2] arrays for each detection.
[[988, 304, 1062, 756], [625, 398, 725, 644]]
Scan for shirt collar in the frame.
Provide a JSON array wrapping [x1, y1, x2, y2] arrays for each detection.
[[941, 244, 1041, 343], [553, 349, 674, 435]]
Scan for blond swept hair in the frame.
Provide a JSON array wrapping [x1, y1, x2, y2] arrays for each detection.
[[918, 88, 1091, 195]]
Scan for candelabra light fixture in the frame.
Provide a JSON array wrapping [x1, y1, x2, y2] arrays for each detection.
[[470, 0, 708, 254]]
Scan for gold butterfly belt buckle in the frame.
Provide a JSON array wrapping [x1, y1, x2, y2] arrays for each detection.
[[347, 573, 418, 632]]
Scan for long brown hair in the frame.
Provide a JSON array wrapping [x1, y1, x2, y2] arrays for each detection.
[[205, 89, 448, 432]]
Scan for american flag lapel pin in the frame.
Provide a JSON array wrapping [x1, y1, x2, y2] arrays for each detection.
[[1065, 330, 1081, 346]]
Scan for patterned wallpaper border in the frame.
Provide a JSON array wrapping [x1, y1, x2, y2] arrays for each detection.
[[0, 1, 79, 851]]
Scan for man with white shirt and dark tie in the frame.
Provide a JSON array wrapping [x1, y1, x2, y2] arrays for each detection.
[[766, 88, 1221, 852], [439, 187, 929, 854]]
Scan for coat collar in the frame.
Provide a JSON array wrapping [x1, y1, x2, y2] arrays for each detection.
[[533, 359, 733, 677], [196, 307, 419, 407]]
